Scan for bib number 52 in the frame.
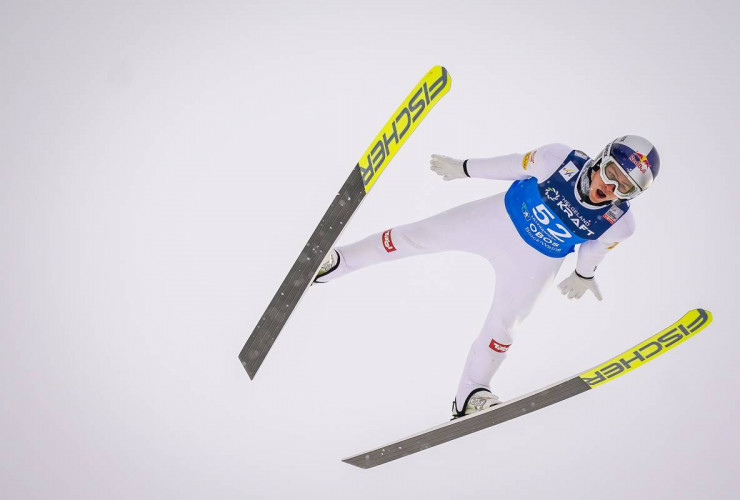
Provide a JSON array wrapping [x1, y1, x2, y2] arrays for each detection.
[[532, 204, 572, 243]]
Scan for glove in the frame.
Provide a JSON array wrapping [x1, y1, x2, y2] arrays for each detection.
[[430, 154, 468, 181], [557, 271, 603, 301]]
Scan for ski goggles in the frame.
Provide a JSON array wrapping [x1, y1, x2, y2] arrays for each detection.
[[599, 158, 638, 199]]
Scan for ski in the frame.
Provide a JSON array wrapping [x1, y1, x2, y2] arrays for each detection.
[[239, 66, 452, 379], [343, 308, 713, 468]]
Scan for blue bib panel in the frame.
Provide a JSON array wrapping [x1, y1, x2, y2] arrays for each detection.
[[504, 150, 630, 258]]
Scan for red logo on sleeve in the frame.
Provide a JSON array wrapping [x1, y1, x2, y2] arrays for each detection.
[[382, 229, 397, 252], [489, 339, 511, 353]]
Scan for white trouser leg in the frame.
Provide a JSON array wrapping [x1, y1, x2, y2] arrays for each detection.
[[318, 195, 512, 282], [455, 246, 564, 407]]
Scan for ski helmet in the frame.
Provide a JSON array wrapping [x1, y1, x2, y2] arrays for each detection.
[[596, 135, 660, 200]]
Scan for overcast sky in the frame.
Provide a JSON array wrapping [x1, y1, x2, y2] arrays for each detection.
[[1, 1, 738, 498]]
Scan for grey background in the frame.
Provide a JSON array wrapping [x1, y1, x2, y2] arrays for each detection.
[[1, 0, 738, 498]]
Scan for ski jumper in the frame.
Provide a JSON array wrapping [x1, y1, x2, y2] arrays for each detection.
[[317, 144, 636, 408]]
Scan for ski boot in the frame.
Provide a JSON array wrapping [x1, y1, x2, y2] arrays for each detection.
[[451, 388, 501, 420], [313, 249, 340, 284]]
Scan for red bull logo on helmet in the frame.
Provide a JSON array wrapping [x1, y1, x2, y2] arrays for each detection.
[[629, 152, 651, 173]]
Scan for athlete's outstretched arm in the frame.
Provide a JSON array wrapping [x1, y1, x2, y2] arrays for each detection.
[[430, 144, 571, 182], [558, 211, 636, 300], [575, 211, 636, 278], [429, 153, 526, 181]]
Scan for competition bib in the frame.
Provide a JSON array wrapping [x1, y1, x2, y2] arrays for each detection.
[[504, 150, 630, 258]]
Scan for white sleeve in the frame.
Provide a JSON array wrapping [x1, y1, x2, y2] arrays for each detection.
[[464, 143, 572, 182], [575, 211, 636, 278]]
